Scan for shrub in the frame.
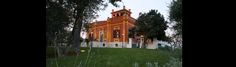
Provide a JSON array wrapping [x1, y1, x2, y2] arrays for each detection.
[[172, 48, 182, 59], [158, 45, 172, 51], [65, 47, 77, 56], [47, 46, 78, 58], [163, 57, 182, 67], [46, 47, 57, 58]]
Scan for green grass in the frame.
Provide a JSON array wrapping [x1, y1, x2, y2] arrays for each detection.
[[46, 48, 181, 67]]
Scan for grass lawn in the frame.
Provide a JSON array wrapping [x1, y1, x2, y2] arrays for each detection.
[[46, 48, 181, 67]]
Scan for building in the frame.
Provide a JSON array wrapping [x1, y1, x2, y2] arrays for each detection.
[[88, 6, 136, 48]]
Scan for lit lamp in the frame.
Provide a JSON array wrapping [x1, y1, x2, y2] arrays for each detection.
[[80, 32, 86, 47], [91, 32, 93, 39]]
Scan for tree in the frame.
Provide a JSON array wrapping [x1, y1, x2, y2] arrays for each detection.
[[46, 0, 70, 47], [46, 0, 122, 54], [46, 1, 124, 65], [65, 0, 121, 52], [169, 0, 182, 48], [46, 0, 75, 57], [169, 0, 182, 35], [128, 27, 136, 38], [109, 0, 121, 7], [135, 10, 169, 42]]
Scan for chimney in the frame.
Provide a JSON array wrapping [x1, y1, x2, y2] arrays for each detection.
[[123, 6, 125, 9], [112, 9, 114, 12]]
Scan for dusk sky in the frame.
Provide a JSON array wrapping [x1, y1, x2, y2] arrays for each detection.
[[95, 0, 172, 21]]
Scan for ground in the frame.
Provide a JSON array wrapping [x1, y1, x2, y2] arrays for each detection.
[[46, 48, 181, 67]]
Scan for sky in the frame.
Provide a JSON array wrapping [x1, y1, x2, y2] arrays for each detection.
[[95, 0, 172, 21]]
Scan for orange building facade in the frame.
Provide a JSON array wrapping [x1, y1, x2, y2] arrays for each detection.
[[88, 6, 136, 47]]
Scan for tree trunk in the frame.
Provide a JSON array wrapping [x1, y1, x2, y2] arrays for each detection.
[[56, 46, 61, 57], [53, 34, 61, 57], [71, 14, 83, 53]]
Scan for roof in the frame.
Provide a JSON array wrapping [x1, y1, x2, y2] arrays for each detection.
[[90, 20, 107, 26], [112, 8, 131, 14], [94, 20, 106, 23]]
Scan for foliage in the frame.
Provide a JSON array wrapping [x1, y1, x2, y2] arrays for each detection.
[[65, 47, 77, 56], [46, 46, 80, 58], [158, 45, 172, 51], [109, 0, 122, 7], [46, 0, 122, 54], [171, 48, 182, 59], [169, 0, 182, 35], [46, 47, 57, 58], [136, 10, 169, 41], [128, 27, 136, 38], [46, 0, 70, 46], [63, 0, 121, 50], [163, 57, 182, 67], [168, 0, 182, 49]]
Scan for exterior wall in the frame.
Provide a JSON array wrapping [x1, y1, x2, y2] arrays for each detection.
[[127, 38, 132, 48], [88, 7, 135, 48], [146, 38, 158, 49], [86, 41, 128, 48]]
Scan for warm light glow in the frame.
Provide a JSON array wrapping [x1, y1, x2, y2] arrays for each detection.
[[80, 31, 87, 39]]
